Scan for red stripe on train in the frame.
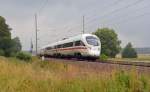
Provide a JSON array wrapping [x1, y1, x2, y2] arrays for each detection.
[[52, 46, 87, 51]]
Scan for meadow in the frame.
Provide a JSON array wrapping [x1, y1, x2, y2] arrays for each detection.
[[110, 54, 150, 62], [0, 56, 150, 92]]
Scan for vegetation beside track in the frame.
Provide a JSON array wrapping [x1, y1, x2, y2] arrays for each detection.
[[110, 54, 150, 62], [0, 56, 150, 92]]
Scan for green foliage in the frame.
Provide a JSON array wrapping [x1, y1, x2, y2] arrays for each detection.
[[116, 71, 130, 90], [12, 37, 22, 52], [94, 28, 121, 58], [0, 49, 4, 56], [0, 16, 11, 39], [16, 52, 32, 61], [99, 54, 108, 61], [122, 43, 137, 58], [0, 37, 14, 57], [0, 16, 22, 57]]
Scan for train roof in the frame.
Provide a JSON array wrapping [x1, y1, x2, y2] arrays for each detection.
[[41, 34, 96, 49]]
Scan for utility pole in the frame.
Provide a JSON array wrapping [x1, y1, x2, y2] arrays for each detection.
[[35, 14, 38, 55], [82, 16, 85, 34]]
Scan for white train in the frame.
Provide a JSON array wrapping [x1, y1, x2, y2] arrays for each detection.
[[39, 34, 101, 59]]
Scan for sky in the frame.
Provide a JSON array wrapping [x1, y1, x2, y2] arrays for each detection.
[[0, 0, 150, 50]]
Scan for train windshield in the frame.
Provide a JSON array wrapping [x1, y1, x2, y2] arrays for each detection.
[[86, 36, 99, 46]]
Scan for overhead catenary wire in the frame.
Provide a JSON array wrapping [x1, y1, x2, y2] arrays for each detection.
[[39, 0, 124, 37], [86, 11, 150, 34], [65, 0, 145, 33], [33, 0, 49, 53], [84, 0, 125, 20], [37, 0, 125, 40], [37, 0, 149, 47], [42, 0, 145, 33], [60, 0, 148, 42], [59, 0, 124, 33], [109, 5, 150, 24], [39, 9, 150, 47], [84, 0, 145, 27], [107, 11, 150, 26], [37, 0, 49, 15], [86, 4, 150, 31]]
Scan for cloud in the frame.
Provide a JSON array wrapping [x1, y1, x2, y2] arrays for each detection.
[[0, 0, 150, 50]]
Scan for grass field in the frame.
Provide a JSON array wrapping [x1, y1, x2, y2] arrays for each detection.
[[0, 56, 150, 92], [110, 54, 150, 62]]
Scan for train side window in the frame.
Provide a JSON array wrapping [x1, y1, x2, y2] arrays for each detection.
[[80, 41, 85, 46], [46, 47, 52, 50], [61, 44, 65, 48], [75, 41, 85, 46], [51, 46, 55, 49], [63, 43, 67, 48], [68, 42, 73, 47], [63, 42, 73, 48], [54, 46, 57, 49], [57, 44, 62, 48], [63, 44, 65, 48], [75, 41, 80, 46]]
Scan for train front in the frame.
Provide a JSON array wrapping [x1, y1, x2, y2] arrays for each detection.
[[84, 34, 101, 58]]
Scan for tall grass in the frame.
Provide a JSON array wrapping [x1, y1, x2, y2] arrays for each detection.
[[0, 56, 150, 92]]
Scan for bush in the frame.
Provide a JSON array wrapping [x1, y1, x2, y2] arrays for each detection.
[[122, 43, 137, 58], [99, 54, 108, 61], [16, 51, 32, 61], [0, 49, 4, 56]]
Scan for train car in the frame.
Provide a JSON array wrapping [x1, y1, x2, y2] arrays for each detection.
[[39, 34, 101, 59]]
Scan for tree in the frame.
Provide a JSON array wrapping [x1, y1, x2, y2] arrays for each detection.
[[122, 42, 137, 58], [0, 16, 12, 56], [94, 28, 121, 58], [12, 37, 22, 52], [0, 16, 11, 39], [0, 38, 14, 56], [0, 49, 4, 56], [0, 16, 21, 57]]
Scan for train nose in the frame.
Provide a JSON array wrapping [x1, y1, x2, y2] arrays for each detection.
[[89, 48, 100, 57], [92, 51, 100, 57]]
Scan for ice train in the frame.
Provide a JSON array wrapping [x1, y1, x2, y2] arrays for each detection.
[[39, 34, 101, 59]]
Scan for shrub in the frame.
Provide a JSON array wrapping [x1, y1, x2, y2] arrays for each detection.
[[99, 54, 108, 61], [122, 43, 137, 58], [16, 51, 32, 61], [0, 49, 4, 56]]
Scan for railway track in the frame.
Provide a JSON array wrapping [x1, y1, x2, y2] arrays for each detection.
[[44, 57, 150, 68], [95, 60, 150, 67]]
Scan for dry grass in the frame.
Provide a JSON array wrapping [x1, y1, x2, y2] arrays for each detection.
[[0, 56, 150, 92], [111, 54, 150, 62]]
